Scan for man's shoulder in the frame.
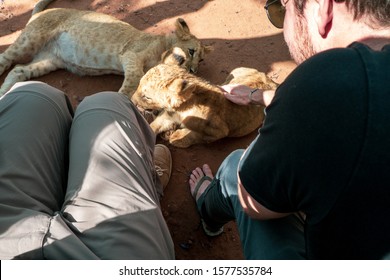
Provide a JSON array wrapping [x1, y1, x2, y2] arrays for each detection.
[[293, 46, 363, 80], [277, 46, 366, 101], [292, 42, 389, 80], [283, 42, 389, 96]]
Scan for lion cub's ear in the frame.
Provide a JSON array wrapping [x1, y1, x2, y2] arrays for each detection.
[[175, 18, 192, 40], [170, 79, 196, 99], [161, 47, 187, 67]]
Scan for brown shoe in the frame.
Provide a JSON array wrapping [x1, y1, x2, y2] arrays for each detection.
[[154, 144, 172, 189]]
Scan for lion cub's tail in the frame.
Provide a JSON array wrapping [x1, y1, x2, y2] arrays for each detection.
[[32, 0, 55, 15]]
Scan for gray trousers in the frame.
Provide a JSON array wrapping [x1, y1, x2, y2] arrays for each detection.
[[0, 81, 174, 259]]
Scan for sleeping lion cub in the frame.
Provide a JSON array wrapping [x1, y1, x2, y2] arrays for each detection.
[[132, 64, 278, 148], [0, 0, 211, 97]]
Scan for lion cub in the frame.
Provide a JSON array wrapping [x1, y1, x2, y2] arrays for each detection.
[[0, 0, 211, 97], [132, 64, 278, 148]]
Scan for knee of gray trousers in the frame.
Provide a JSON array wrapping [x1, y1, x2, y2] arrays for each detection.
[[2, 81, 74, 116], [75, 91, 136, 116], [74, 91, 155, 152], [0, 81, 74, 259], [60, 92, 174, 259]]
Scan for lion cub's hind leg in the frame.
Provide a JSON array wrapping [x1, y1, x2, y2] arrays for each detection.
[[0, 33, 35, 76], [0, 52, 64, 96], [150, 111, 180, 135], [0, 23, 64, 96], [168, 128, 204, 148]]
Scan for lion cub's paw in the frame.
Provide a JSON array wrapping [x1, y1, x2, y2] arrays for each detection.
[[160, 130, 177, 141], [168, 129, 199, 148]]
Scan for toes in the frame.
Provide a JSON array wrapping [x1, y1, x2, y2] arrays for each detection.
[[189, 173, 198, 188], [189, 165, 215, 200], [202, 164, 213, 177], [189, 167, 205, 192], [190, 167, 204, 180], [189, 171, 201, 190]]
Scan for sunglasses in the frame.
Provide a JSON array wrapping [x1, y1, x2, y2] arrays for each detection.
[[264, 0, 289, 29]]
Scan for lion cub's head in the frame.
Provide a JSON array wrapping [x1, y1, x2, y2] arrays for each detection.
[[132, 64, 197, 110], [170, 18, 213, 73]]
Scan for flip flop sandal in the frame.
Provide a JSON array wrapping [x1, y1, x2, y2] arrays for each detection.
[[192, 175, 224, 237], [201, 219, 224, 237], [191, 175, 213, 199]]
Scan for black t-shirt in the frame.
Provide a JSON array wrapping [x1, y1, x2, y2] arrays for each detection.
[[238, 42, 390, 259]]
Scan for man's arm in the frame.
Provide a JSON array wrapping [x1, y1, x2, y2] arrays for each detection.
[[237, 148, 290, 220], [221, 84, 275, 107], [237, 175, 291, 220]]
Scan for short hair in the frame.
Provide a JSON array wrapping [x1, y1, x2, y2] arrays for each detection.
[[293, 0, 390, 27]]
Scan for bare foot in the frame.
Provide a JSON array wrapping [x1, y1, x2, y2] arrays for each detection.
[[189, 164, 214, 201]]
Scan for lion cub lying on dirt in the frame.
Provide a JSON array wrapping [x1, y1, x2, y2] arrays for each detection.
[[132, 64, 278, 148], [0, 0, 211, 97]]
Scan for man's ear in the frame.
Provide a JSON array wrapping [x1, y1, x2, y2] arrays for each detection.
[[316, 0, 333, 37]]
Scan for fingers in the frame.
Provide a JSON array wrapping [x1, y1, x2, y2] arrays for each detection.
[[220, 84, 237, 94]]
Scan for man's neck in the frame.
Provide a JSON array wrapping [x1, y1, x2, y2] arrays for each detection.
[[357, 36, 390, 51], [321, 3, 390, 51]]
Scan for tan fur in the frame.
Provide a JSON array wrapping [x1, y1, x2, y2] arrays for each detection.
[[223, 67, 279, 90], [131, 64, 278, 148], [0, 0, 211, 97]]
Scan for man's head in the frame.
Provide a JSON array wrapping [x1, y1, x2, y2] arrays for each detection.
[[265, 0, 390, 64], [292, 0, 390, 26]]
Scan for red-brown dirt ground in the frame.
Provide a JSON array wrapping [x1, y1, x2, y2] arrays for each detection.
[[0, 0, 296, 259]]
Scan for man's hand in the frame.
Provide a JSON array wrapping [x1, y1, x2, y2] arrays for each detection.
[[221, 84, 275, 107]]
